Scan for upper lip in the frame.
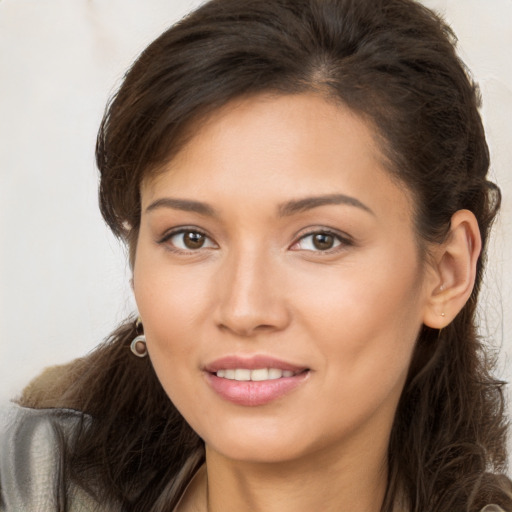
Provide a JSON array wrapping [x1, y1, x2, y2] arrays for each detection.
[[204, 355, 309, 373]]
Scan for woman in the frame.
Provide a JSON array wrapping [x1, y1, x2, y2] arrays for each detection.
[[1, 0, 511, 510]]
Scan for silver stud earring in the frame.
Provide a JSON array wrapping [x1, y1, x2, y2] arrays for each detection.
[[130, 317, 148, 358]]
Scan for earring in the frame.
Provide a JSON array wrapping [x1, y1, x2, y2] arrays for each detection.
[[130, 317, 148, 358]]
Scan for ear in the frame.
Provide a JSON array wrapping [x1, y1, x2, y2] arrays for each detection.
[[422, 209, 482, 329]]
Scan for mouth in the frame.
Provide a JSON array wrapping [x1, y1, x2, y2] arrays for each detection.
[[204, 356, 310, 406], [214, 368, 306, 381]]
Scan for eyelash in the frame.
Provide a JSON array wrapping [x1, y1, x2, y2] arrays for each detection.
[[157, 227, 353, 254], [157, 227, 215, 254], [291, 229, 353, 253]]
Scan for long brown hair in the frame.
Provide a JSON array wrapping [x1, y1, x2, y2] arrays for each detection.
[[20, 0, 511, 510]]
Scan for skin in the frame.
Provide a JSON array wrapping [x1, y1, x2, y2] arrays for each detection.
[[133, 93, 481, 512]]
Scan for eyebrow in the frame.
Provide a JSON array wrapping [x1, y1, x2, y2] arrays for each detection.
[[145, 198, 218, 216], [145, 193, 374, 217], [278, 194, 374, 217]]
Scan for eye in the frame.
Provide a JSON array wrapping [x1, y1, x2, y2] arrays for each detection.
[[291, 230, 349, 252], [159, 228, 217, 251]]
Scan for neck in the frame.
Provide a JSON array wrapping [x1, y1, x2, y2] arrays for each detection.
[[203, 433, 389, 512]]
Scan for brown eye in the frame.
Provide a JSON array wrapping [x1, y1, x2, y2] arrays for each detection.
[[312, 233, 335, 250], [183, 231, 206, 249], [162, 229, 216, 251], [292, 230, 346, 252]]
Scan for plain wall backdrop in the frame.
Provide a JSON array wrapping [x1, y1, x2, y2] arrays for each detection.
[[1, 0, 511, 455]]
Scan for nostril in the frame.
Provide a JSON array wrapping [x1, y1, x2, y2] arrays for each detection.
[[216, 321, 277, 338]]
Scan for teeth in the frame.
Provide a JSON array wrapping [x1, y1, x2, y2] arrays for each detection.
[[215, 368, 298, 381], [251, 368, 269, 381], [234, 369, 251, 381], [268, 368, 282, 380]]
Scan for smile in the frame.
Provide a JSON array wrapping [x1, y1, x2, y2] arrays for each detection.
[[215, 368, 297, 381], [204, 356, 310, 406]]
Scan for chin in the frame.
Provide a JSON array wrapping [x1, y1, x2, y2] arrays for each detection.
[[198, 414, 338, 466], [207, 435, 307, 465]]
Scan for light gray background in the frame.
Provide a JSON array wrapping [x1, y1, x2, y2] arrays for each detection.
[[1, 0, 511, 455]]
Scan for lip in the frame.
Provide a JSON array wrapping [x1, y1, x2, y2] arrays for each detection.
[[204, 355, 308, 373], [204, 355, 310, 407]]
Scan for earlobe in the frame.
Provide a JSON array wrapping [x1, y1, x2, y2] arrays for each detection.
[[422, 210, 482, 329]]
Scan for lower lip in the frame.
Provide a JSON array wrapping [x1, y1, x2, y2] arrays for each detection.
[[205, 372, 309, 406]]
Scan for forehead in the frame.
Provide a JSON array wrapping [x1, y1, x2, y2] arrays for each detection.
[[141, 93, 414, 223]]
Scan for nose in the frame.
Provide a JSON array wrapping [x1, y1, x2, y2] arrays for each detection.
[[213, 248, 291, 338]]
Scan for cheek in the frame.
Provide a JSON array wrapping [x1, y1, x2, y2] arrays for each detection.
[[134, 281, 203, 416], [134, 283, 201, 362], [132, 244, 214, 403], [133, 236, 211, 334], [297, 248, 424, 388], [298, 251, 422, 338], [133, 243, 188, 354]]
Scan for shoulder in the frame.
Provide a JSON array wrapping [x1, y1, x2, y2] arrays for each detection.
[[0, 402, 105, 512]]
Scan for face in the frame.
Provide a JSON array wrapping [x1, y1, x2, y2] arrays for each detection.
[[133, 93, 432, 466]]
